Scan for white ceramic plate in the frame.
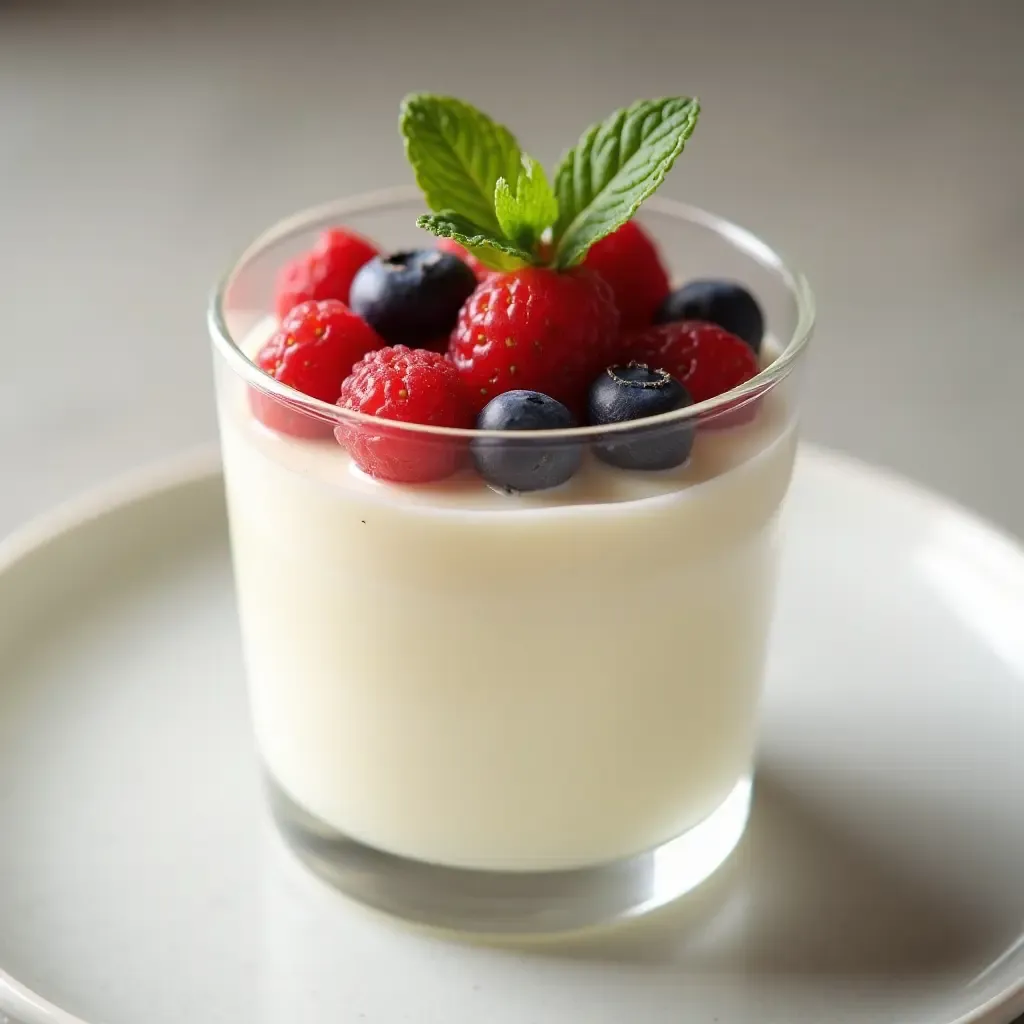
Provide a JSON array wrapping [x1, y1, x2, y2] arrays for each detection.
[[0, 446, 1022, 1024]]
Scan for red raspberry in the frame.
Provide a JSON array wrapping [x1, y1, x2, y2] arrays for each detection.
[[448, 267, 619, 415], [582, 220, 670, 328], [622, 320, 761, 425], [436, 237, 490, 281], [275, 228, 379, 319], [336, 346, 474, 482], [252, 300, 385, 438]]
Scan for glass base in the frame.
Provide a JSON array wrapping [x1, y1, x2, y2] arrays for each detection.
[[266, 773, 752, 936]]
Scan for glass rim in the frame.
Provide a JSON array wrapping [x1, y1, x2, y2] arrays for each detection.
[[207, 185, 815, 441]]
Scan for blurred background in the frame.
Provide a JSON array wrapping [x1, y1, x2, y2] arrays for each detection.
[[1, 0, 1022, 536]]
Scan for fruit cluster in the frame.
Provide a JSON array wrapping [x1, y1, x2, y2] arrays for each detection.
[[250, 94, 767, 491]]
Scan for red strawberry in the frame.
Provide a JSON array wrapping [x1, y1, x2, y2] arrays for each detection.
[[275, 228, 378, 319], [336, 345, 474, 482], [448, 267, 619, 415], [252, 299, 385, 437], [583, 220, 670, 328]]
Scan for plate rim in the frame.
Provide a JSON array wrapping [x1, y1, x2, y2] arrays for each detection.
[[1, 442, 1022, 1024], [0, 445, 223, 578]]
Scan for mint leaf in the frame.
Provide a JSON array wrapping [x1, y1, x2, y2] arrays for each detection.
[[552, 97, 700, 269], [417, 212, 531, 271], [494, 157, 558, 252], [401, 94, 522, 237]]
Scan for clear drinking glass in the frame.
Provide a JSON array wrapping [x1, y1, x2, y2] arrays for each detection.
[[208, 187, 814, 934]]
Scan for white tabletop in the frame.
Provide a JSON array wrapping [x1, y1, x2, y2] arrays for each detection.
[[2, 0, 1022, 539]]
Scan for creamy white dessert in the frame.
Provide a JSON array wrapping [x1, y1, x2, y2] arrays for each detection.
[[217, 317, 797, 872]]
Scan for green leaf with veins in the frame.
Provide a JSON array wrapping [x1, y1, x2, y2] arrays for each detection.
[[552, 97, 700, 268], [493, 156, 559, 253], [400, 93, 522, 236], [416, 212, 531, 271], [400, 93, 700, 270]]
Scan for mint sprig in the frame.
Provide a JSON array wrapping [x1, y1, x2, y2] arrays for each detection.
[[494, 156, 558, 253], [400, 94, 522, 236], [416, 211, 532, 271], [552, 97, 700, 268], [400, 93, 700, 271]]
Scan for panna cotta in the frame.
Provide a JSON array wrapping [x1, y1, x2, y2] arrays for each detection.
[[210, 92, 812, 932], [217, 317, 797, 871]]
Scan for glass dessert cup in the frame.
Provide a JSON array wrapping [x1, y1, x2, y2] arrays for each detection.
[[208, 187, 814, 935]]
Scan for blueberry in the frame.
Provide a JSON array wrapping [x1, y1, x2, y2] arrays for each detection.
[[472, 391, 582, 493], [588, 363, 694, 471], [349, 249, 476, 346], [655, 279, 764, 354]]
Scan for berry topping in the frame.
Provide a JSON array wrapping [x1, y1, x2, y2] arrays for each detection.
[[349, 249, 477, 347], [336, 345, 474, 483], [448, 266, 619, 415], [252, 299, 385, 437], [587, 363, 694, 470], [622, 320, 760, 406], [472, 391, 581, 493], [436, 237, 491, 281], [582, 220, 670, 328], [274, 228, 379, 320], [655, 280, 764, 354]]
